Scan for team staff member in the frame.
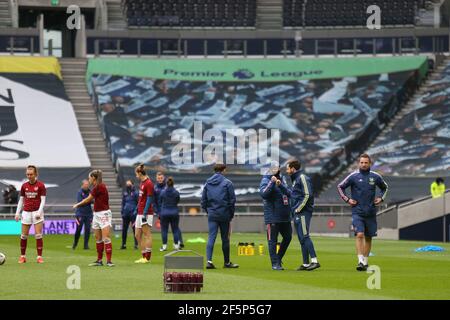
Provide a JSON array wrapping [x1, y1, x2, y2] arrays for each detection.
[[431, 177, 445, 198], [337, 154, 388, 271], [201, 164, 238, 269], [155, 172, 184, 248], [72, 180, 93, 250], [134, 164, 154, 264], [259, 163, 292, 270], [286, 160, 320, 271], [73, 170, 115, 267], [120, 180, 138, 250], [159, 177, 182, 251], [15, 165, 46, 264]]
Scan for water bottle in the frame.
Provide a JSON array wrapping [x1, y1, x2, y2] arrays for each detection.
[[237, 242, 242, 256], [258, 244, 264, 255], [249, 243, 255, 256]]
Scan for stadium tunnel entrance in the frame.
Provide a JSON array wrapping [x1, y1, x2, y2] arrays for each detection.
[[19, 6, 95, 58]]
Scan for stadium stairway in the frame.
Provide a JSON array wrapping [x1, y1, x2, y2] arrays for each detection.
[[257, 0, 283, 30], [317, 56, 450, 203], [106, 0, 127, 30], [59, 58, 123, 216], [0, 0, 12, 28]]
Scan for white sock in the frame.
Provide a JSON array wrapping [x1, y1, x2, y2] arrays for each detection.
[[311, 257, 318, 263], [162, 244, 167, 249], [358, 254, 364, 264], [363, 257, 368, 265], [303, 263, 309, 267], [207, 260, 213, 264]]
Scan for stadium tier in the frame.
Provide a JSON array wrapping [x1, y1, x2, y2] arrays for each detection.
[[370, 60, 450, 177], [365, 59, 450, 202], [0, 57, 91, 208], [86, 56, 428, 202], [123, 0, 257, 28], [284, 0, 424, 28]]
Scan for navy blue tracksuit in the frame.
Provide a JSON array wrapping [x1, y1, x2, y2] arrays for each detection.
[[159, 186, 182, 245], [289, 170, 317, 265], [201, 173, 236, 263], [259, 174, 292, 267], [73, 188, 93, 249], [337, 169, 388, 237], [121, 186, 139, 247], [155, 180, 184, 245]]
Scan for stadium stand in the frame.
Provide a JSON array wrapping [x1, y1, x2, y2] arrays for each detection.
[[284, 0, 425, 28], [59, 58, 122, 214], [369, 60, 450, 177], [0, 0, 12, 28], [122, 0, 257, 28], [86, 56, 427, 202], [318, 57, 450, 204]]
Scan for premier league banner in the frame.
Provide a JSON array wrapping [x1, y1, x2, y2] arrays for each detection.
[[0, 57, 90, 168], [87, 57, 426, 200]]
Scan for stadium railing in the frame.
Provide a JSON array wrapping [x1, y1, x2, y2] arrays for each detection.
[[377, 189, 450, 240], [0, 202, 386, 217]]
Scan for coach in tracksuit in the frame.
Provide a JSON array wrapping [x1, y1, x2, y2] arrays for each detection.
[[286, 160, 320, 271], [260, 163, 292, 270], [120, 180, 139, 250], [73, 180, 93, 250], [155, 172, 184, 248], [201, 164, 239, 270], [337, 153, 388, 271]]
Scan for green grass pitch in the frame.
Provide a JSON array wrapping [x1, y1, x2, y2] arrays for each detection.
[[0, 233, 449, 300]]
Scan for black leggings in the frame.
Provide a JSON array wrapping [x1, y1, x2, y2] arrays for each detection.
[[122, 215, 138, 246]]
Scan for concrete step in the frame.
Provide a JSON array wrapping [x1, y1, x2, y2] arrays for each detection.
[[73, 102, 95, 108], [64, 84, 87, 90], [89, 159, 114, 164], [61, 68, 86, 76], [74, 110, 97, 117], [70, 98, 92, 104], [66, 89, 89, 95], [83, 138, 106, 143], [81, 131, 105, 138], [78, 123, 101, 128]]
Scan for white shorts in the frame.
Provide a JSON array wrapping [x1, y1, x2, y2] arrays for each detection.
[[21, 211, 44, 225], [135, 215, 153, 229], [92, 210, 112, 230]]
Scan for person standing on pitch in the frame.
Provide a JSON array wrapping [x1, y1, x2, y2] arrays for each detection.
[[133, 164, 155, 264], [15, 165, 46, 264], [159, 177, 182, 251], [73, 180, 93, 250], [259, 162, 292, 270], [337, 153, 388, 271], [120, 180, 138, 250], [286, 160, 320, 271], [201, 164, 238, 269], [155, 172, 184, 248], [73, 170, 115, 267]]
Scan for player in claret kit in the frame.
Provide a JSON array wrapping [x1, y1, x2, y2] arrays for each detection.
[[134, 164, 155, 264], [73, 170, 115, 267], [15, 165, 46, 264]]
